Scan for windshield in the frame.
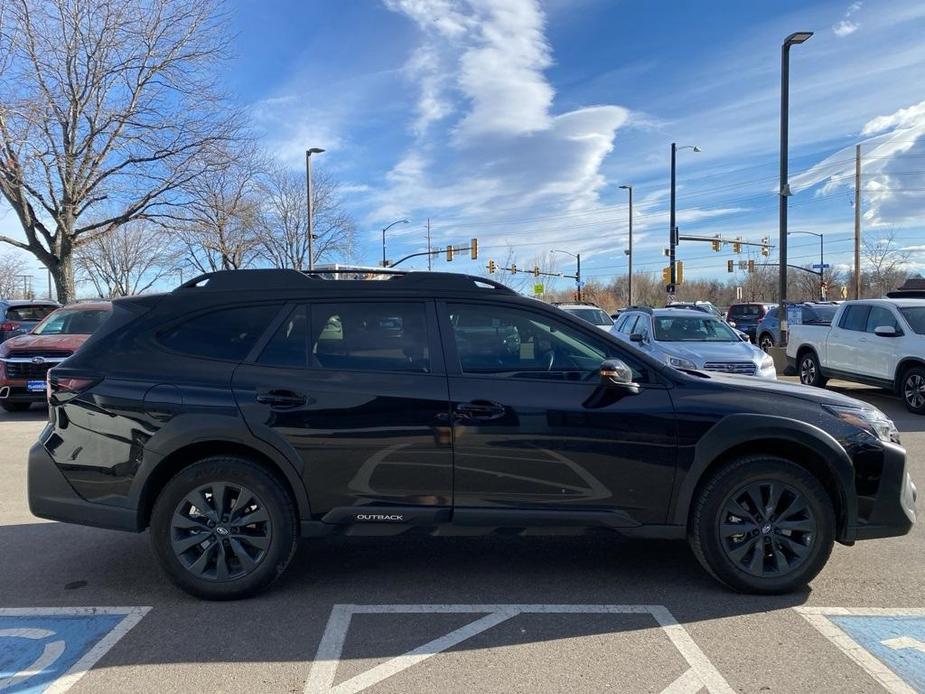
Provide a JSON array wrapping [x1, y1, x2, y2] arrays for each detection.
[[32, 308, 110, 335], [729, 305, 764, 318], [562, 307, 613, 326], [900, 307, 925, 334], [653, 316, 740, 342]]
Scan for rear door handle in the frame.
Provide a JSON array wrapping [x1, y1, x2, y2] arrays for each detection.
[[256, 389, 306, 408], [456, 400, 506, 421]]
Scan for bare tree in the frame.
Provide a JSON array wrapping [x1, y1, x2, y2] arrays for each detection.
[[0, 0, 237, 302], [175, 144, 262, 274], [76, 221, 180, 297], [256, 163, 355, 270], [0, 251, 29, 297], [863, 229, 910, 297]]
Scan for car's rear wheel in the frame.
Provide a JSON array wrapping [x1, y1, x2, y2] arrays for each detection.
[[758, 333, 774, 353], [150, 456, 298, 600], [798, 350, 827, 387], [1, 401, 32, 412], [901, 366, 925, 415], [689, 456, 835, 594]]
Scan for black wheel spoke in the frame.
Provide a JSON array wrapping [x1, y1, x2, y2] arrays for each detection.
[[777, 535, 810, 558], [747, 540, 765, 573], [776, 518, 814, 532], [728, 536, 759, 563], [720, 522, 756, 538], [170, 481, 271, 583]]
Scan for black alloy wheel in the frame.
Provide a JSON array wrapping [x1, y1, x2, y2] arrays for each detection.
[[170, 482, 271, 582], [718, 480, 816, 578]]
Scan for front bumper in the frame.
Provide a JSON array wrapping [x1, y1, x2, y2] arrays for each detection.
[[848, 441, 916, 541], [28, 432, 139, 532], [1, 382, 47, 403]]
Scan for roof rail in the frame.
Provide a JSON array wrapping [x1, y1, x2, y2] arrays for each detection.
[[174, 268, 517, 294]]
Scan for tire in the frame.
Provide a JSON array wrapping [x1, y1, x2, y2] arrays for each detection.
[[150, 456, 298, 600], [1, 401, 32, 412], [900, 365, 925, 415], [758, 333, 774, 353], [798, 350, 827, 387], [689, 456, 835, 594]]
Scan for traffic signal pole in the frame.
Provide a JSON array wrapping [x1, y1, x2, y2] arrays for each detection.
[[669, 143, 677, 292]]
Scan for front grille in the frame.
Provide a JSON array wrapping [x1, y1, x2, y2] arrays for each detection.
[[703, 361, 756, 376], [2, 350, 71, 379]]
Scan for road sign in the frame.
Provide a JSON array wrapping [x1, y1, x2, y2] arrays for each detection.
[[576, 280, 584, 287], [533, 283, 543, 295], [811, 263, 830, 269]]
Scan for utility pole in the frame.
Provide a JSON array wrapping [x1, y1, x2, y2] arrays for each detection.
[[426, 218, 432, 271], [669, 143, 677, 292], [854, 143, 862, 300], [305, 147, 325, 271], [576, 253, 582, 302], [620, 185, 633, 306]]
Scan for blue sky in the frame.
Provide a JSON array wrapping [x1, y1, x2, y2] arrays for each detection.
[[5, 0, 925, 293]]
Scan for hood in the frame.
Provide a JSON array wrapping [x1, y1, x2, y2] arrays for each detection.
[[0, 332, 89, 355], [659, 340, 762, 365], [691, 371, 874, 408]]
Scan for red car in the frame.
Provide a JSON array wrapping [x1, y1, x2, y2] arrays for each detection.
[[0, 301, 111, 412]]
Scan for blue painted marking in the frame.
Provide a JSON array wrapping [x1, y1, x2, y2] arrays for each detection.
[[0, 614, 125, 693], [830, 615, 925, 693]]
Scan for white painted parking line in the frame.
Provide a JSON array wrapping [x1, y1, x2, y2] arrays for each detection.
[[0, 606, 150, 694], [795, 607, 925, 694], [305, 604, 734, 694]]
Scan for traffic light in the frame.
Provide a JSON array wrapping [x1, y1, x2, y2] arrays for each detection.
[[733, 238, 742, 254], [662, 266, 671, 284], [676, 261, 684, 284], [748, 259, 755, 273], [470, 238, 478, 260], [711, 238, 721, 252], [487, 259, 496, 274], [446, 245, 454, 261], [727, 259, 734, 273], [761, 236, 770, 256], [533, 265, 540, 277], [510, 263, 517, 275]]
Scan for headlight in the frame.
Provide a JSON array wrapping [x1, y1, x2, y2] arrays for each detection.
[[759, 354, 775, 370], [824, 404, 900, 444], [667, 355, 698, 370]]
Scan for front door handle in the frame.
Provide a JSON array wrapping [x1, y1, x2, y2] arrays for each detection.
[[456, 400, 506, 421], [256, 389, 306, 408]]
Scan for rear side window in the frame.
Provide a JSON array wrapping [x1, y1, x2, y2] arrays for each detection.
[[865, 306, 899, 333], [310, 302, 429, 372], [5, 305, 56, 321], [158, 304, 280, 361], [839, 305, 871, 332], [258, 305, 308, 368]]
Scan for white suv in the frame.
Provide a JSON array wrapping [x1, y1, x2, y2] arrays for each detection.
[[787, 298, 925, 413]]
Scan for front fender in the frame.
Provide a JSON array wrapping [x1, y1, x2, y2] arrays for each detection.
[[670, 413, 857, 538]]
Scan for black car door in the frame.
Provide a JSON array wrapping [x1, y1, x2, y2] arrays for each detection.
[[233, 300, 453, 521], [439, 301, 677, 526]]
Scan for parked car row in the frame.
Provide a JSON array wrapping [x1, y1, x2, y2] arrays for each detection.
[[0, 299, 60, 343]]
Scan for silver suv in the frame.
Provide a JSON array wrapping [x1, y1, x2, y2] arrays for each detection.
[[612, 307, 776, 379]]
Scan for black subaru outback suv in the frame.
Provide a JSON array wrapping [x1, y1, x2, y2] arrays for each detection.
[[29, 269, 916, 599]]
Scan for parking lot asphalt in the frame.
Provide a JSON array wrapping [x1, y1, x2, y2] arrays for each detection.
[[1, 380, 923, 693]]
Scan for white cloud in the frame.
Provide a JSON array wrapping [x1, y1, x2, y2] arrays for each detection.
[[790, 99, 925, 226], [833, 1, 862, 37]]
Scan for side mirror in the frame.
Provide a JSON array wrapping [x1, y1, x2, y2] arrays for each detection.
[[874, 325, 899, 337], [600, 359, 641, 394], [629, 332, 645, 343]]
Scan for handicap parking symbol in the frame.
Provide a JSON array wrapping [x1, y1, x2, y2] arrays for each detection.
[[0, 607, 149, 693], [796, 607, 925, 694]]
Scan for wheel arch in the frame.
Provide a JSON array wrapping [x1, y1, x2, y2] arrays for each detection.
[[672, 414, 857, 542], [894, 358, 925, 394], [136, 439, 311, 530]]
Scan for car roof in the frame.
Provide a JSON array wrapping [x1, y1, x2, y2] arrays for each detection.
[[854, 298, 925, 309], [58, 301, 113, 310], [627, 308, 714, 318], [556, 304, 603, 310], [1, 299, 60, 306]]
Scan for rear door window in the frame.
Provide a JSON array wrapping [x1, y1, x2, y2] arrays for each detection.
[[865, 306, 899, 333], [158, 304, 281, 361], [258, 305, 308, 368], [310, 302, 430, 372], [839, 304, 871, 332]]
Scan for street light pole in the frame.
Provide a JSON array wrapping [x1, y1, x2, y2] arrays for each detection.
[[778, 32, 813, 330], [552, 249, 581, 301], [380, 219, 409, 267], [305, 147, 325, 271], [620, 185, 633, 306], [788, 230, 825, 300], [669, 143, 700, 295]]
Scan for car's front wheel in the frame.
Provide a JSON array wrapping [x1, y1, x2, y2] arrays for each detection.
[[798, 350, 827, 387], [689, 456, 835, 594], [901, 366, 925, 415], [758, 333, 774, 353], [150, 456, 298, 600]]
